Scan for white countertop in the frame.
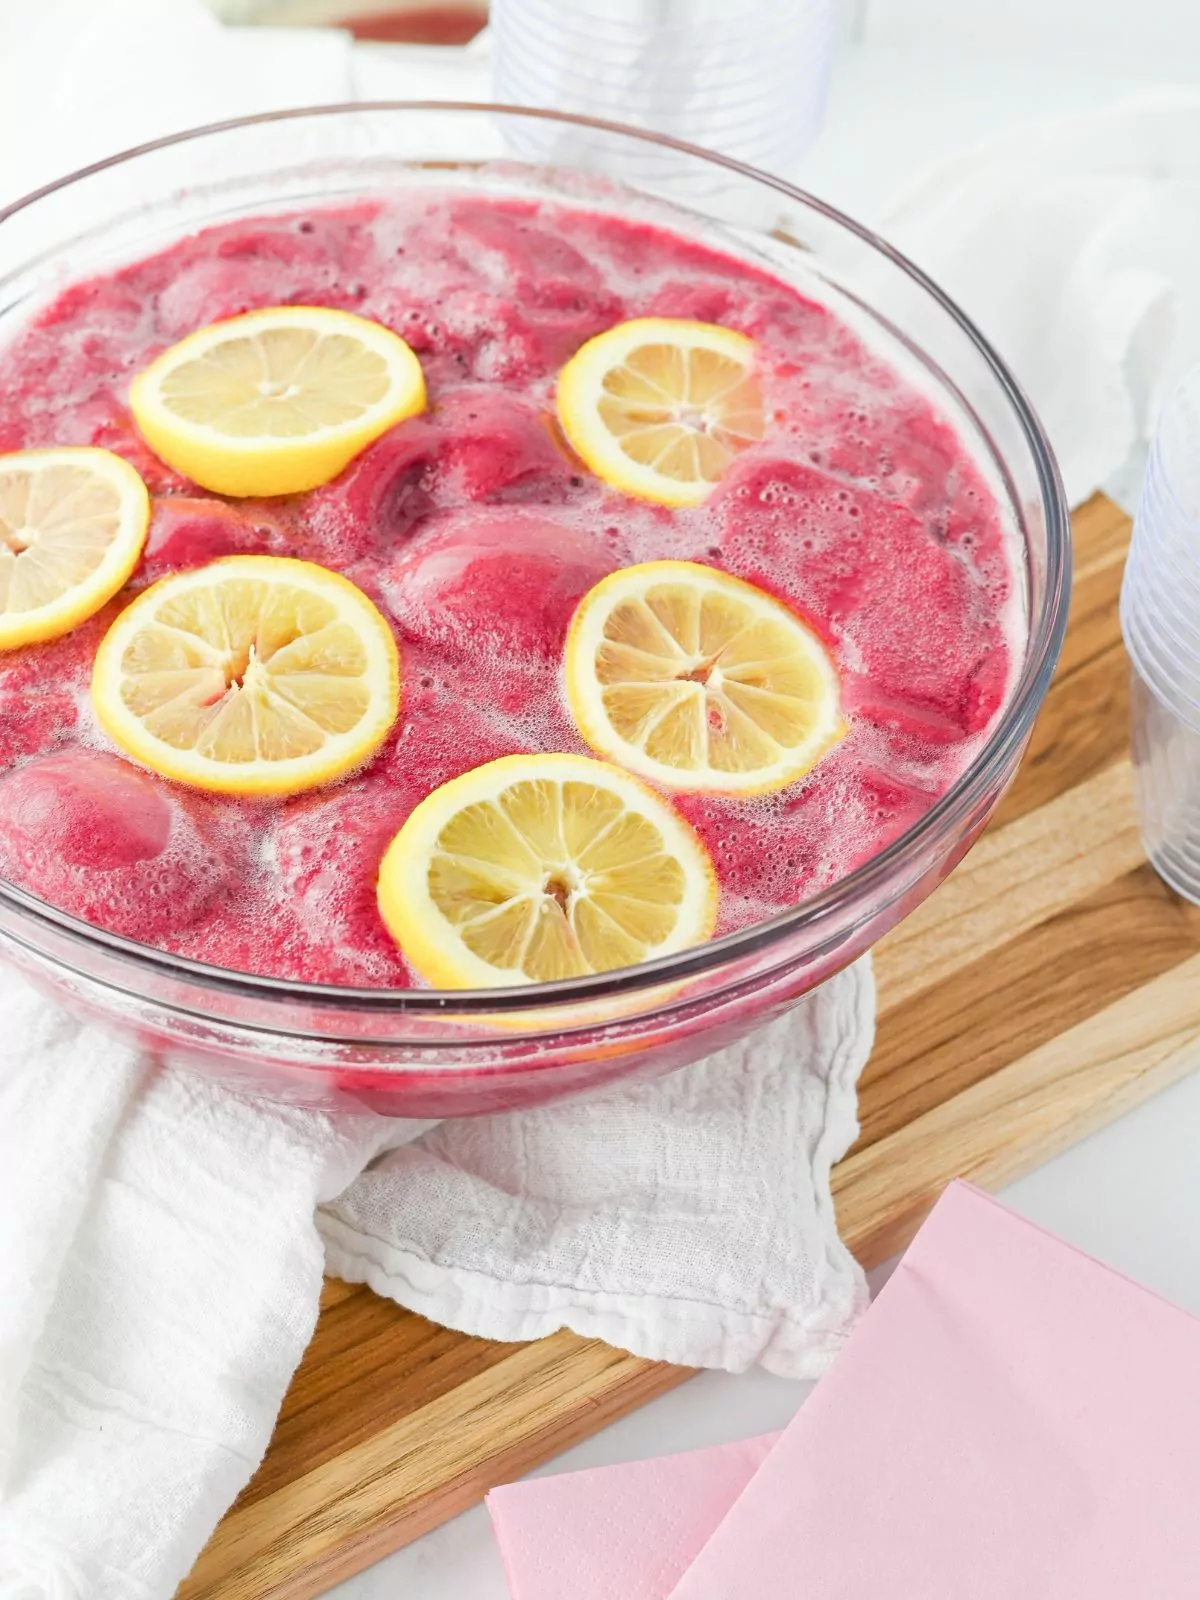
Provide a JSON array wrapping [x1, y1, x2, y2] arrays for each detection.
[[333, 34, 1200, 1599]]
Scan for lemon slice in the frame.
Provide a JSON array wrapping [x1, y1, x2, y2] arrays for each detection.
[[0, 448, 150, 651], [377, 753, 717, 988], [130, 306, 427, 498], [566, 560, 844, 795], [556, 318, 764, 507], [92, 555, 400, 796]]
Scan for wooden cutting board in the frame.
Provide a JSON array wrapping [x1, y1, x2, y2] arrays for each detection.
[[181, 493, 1200, 1599]]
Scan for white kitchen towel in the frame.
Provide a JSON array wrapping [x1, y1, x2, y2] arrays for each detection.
[[882, 91, 1200, 511], [0, 963, 398, 1598], [321, 972, 872, 1376], [0, 960, 872, 1600]]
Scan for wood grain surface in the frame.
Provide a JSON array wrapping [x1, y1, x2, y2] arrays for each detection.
[[181, 494, 1200, 1599]]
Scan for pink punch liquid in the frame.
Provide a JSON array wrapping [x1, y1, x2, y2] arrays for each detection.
[[0, 191, 1022, 987]]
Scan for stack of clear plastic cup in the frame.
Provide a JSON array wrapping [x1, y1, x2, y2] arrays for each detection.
[[1120, 367, 1200, 903], [490, 0, 836, 202]]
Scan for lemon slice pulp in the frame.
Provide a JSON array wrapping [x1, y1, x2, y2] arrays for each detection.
[[556, 318, 764, 507], [0, 448, 150, 651], [377, 753, 717, 988], [566, 560, 844, 794], [92, 555, 400, 796], [130, 306, 427, 498]]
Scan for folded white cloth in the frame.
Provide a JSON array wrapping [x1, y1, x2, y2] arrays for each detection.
[[0, 961, 871, 1599], [321, 971, 872, 1375], [882, 91, 1200, 510], [0, 968, 396, 1598]]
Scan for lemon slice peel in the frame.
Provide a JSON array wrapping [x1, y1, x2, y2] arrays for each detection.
[[377, 752, 718, 990], [92, 554, 400, 796], [130, 306, 427, 498], [566, 559, 845, 795], [0, 447, 150, 651]]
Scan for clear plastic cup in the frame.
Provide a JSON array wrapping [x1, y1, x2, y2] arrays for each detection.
[[1121, 365, 1200, 903], [1123, 372, 1200, 622], [1130, 659, 1200, 903], [491, 0, 837, 188]]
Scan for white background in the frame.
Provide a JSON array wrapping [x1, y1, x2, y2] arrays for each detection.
[[332, 11, 1200, 1596], [857, 0, 1200, 78]]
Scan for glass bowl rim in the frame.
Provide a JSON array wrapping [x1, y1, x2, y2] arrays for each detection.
[[0, 99, 1072, 1017]]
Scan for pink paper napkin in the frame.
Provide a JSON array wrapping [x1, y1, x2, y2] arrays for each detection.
[[670, 1181, 1200, 1598], [487, 1433, 778, 1600]]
